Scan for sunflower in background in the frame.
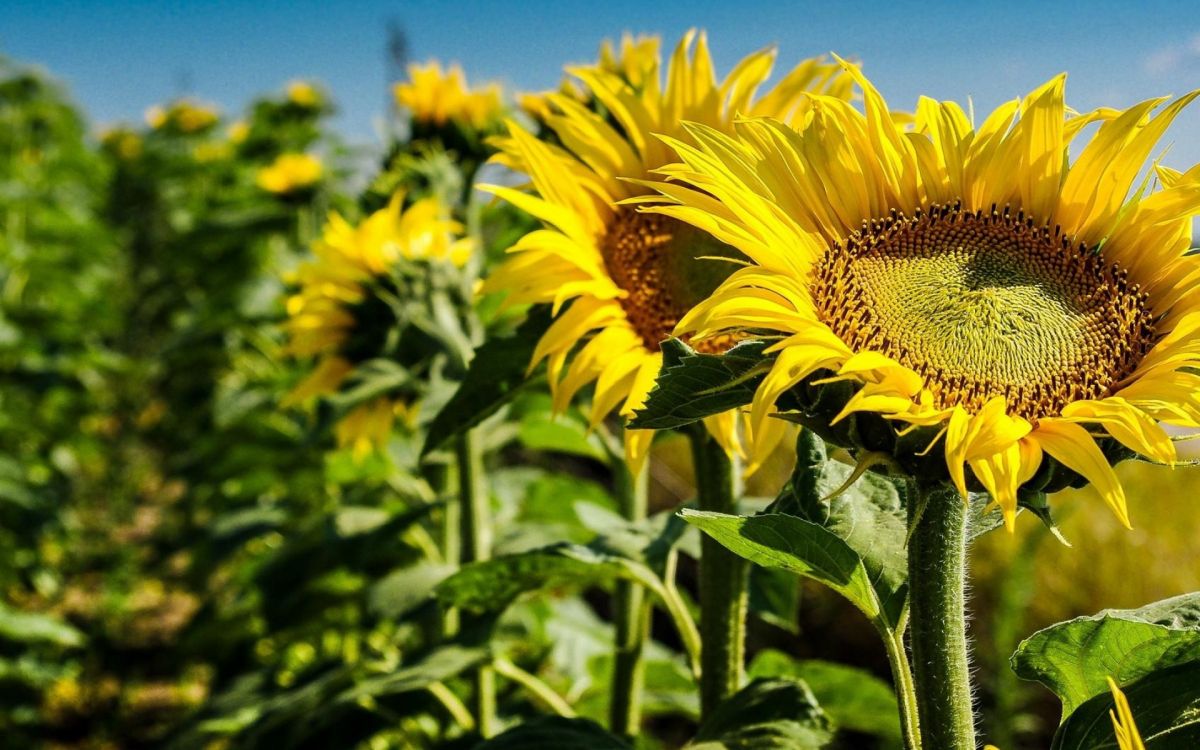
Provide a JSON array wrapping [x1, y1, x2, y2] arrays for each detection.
[[256, 152, 323, 196], [285, 80, 324, 110], [283, 193, 474, 460], [482, 30, 853, 472], [144, 99, 220, 134], [653, 61, 1200, 529], [394, 61, 503, 132]]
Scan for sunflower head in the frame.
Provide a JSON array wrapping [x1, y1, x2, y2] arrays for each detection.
[[654, 63, 1200, 529], [256, 152, 323, 196], [285, 80, 324, 110], [483, 31, 852, 472], [282, 192, 475, 457], [394, 61, 503, 133], [144, 99, 220, 134]]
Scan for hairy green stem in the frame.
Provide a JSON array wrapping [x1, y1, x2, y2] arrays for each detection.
[[882, 627, 922, 750], [689, 427, 747, 718], [609, 458, 650, 737], [907, 483, 975, 749], [455, 430, 495, 738]]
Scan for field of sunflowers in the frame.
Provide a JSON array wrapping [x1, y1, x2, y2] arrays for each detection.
[[4, 26, 1200, 750]]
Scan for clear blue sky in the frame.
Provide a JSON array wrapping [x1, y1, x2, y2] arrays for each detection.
[[3, 0, 1200, 172]]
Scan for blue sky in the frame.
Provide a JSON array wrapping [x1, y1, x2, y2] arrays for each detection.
[[3, 0, 1200, 170]]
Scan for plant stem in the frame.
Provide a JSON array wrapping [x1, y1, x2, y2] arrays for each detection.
[[907, 482, 975, 749], [609, 457, 650, 738], [493, 657, 576, 718], [882, 627, 922, 750], [456, 430, 495, 738], [689, 427, 747, 718]]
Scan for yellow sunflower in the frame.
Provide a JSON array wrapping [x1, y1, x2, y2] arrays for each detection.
[[481, 31, 853, 473], [652, 60, 1200, 529], [144, 100, 219, 133], [394, 61, 503, 130], [286, 80, 323, 109], [256, 153, 323, 195], [283, 192, 474, 458]]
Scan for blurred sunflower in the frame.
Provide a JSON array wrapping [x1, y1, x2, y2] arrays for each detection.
[[285, 80, 323, 109], [256, 152, 323, 195], [283, 193, 474, 459], [655, 62, 1200, 528], [394, 61, 502, 131], [144, 100, 219, 133], [482, 30, 852, 472]]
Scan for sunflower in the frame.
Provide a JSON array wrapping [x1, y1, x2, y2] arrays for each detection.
[[286, 80, 323, 109], [256, 153, 323, 195], [283, 192, 474, 458], [394, 61, 503, 131], [144, 100, 219, 134], [651, 61, 1200, 529], [482, 31, 852, 472]]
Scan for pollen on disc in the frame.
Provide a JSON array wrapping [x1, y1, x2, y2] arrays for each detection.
[[813, 203, 1157, 420], [601, 206, 744, 353]]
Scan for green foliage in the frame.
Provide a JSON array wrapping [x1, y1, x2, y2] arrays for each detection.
[[475, 716, 632, 749], [629, 339, 770, 430], [423, 305, 553, 456], [748, 650, 902, 745], [1051, 662, 1200, 749], [1013, 592, 1200, 716], [689, 678, 833, 749]]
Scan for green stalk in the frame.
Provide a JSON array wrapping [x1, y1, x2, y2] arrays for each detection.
[[907, 483, 975, 749], [689, 427, 747, 718], [882, 626, 922, 750], [609, 458, 650, 737], [455, 430, 495, 738]]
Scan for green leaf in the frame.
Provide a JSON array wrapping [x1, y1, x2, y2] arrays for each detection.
[[473, 716, 632, 749], [1012, 592, 1200, 716], [769, 430, 909, 626], [435, 542, 659, 615], [0, 601, 84, 648], [338, 644, 486, 703], [368, 561, 455, 620], [517, 410, 607, 462], [629, 339, 771, 430], [749, 649, 902, 745], [748, 566, 801, 634], [1052, 661, 1200, 749], [689, 678, 834, 749], [680, 509, 900, 629], [422, 306, 552, 456]]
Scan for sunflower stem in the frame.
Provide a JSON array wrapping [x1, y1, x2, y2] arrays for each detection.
[[907, 482, 975, 750], [689, 427, 747, 718], [609, 457, 650, 738], [455, 430, 495, 738]]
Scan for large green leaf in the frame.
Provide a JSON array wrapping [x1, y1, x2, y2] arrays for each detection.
[[1012, 592, 1200, 716], [422, 306, 552, 456], [689, 678, 833, 749], [769, 430, 909, 625], [1052, 661, 1200, 749], [473, 716, 631, 749], [629, 339, 771, 430], [749, 649, 902, 745], [435, 542, 661, 615], [680, 509, 901, 630]]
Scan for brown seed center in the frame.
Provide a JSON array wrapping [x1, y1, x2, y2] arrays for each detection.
[[812, 203, 1158, 420]]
